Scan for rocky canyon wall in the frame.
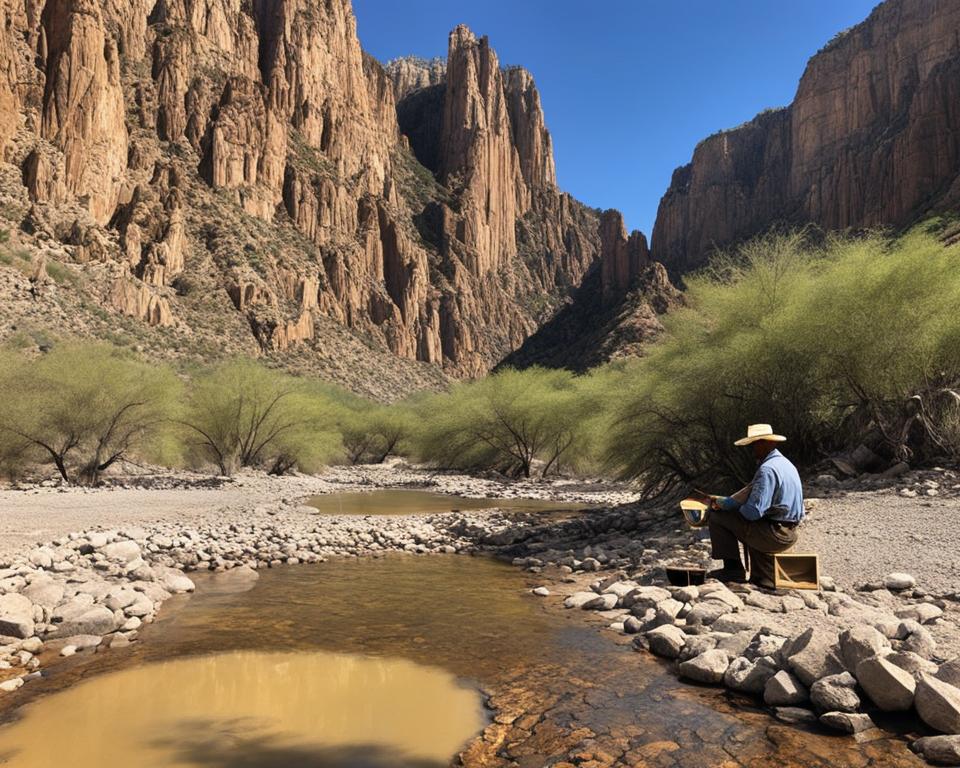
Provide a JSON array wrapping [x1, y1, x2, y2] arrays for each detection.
[[652, 0, 960, 276], [0, 0, 650, 391]]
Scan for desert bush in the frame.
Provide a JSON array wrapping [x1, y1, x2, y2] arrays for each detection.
[[0, 344, 181, 484], [338, 404, 415, 464], [412, 367, 592, 477], [604, 226, 960, 495], [181, 359, 340, 475]]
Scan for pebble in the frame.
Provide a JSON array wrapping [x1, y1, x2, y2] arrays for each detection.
[[532, 587, 550, 597]]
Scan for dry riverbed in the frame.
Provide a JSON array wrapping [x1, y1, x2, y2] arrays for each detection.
[[0, 461, 957, 766]]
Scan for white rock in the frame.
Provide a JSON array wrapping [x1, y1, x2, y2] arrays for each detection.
[[0, 677, 23, 693], [820, 711, 874, 733], [99, 540, 141, 564], [532, 587, 550, 597], [22, 578, 64, 609], [839, 625, 890, 672], [0, 594, 35, 639], [895, 603, 943, 625], [582, 593, 618, 611], [52, 604, 117, 637], [784, 627, 844, 686], [912, 735, 960, 765], [564, 591, 598, 609], [764, 670, 808, 706], [723, 655, 778, 694], [883, 572, 916, 591], [678, 649, 730, 684], [810, 672, 860, 713], [156, 568, 195, 594], [856, 655, 916, 711], [645, 624, 687, 658], [916, 674, 960, 734]]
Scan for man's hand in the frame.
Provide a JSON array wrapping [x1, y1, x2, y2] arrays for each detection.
[[689, 490, 715, 506]]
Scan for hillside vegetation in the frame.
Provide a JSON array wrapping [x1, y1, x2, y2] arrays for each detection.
[[2, 225, 958, 490]]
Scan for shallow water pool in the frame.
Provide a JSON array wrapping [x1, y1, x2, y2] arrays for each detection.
[[0, 555, 924, 767]]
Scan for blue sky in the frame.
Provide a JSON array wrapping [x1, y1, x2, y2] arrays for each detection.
[[353, 1, 878, 240]]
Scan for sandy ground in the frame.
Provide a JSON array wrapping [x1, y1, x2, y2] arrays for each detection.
[[800, 489, 960, 596]]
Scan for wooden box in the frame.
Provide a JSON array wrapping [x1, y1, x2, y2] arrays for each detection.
[[773, 553, 820, 590]]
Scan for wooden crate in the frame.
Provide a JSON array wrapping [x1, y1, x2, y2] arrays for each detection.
[[773, 553, 820, 590]]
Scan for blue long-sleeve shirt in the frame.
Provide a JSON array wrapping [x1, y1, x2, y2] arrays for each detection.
[[736, 448, 805, 523]]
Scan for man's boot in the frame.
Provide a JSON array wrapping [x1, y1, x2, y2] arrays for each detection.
[[707, 558, 747, 583]]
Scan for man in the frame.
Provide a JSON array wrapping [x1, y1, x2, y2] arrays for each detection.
[[700, 424, 805, 587]]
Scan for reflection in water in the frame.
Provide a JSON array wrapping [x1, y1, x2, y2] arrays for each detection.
[[0, 651, 484, 768], [305, 489, 584, 516]]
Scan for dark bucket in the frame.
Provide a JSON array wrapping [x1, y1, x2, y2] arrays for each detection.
[[666, 566, 706, 586]]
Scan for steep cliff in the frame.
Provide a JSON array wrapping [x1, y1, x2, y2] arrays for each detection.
[[653, 0, 960, 276], [0, 0, 644, 396]]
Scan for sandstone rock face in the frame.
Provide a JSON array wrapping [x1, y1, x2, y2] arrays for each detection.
[[599, 209, 650, 303], [652, 0, 960, 276], [0, 0, 650, 386], [39, 0, 128, 225], [440, 25, 525, 272], [386, 56, 446, 102], [503, 67, 556, 190]]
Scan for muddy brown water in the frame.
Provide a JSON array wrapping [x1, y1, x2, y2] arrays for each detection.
[[0, 554, 926, 767], [305, 489, 586, 517]]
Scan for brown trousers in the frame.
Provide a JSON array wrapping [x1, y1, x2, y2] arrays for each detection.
[[708, 511, 799, 583]]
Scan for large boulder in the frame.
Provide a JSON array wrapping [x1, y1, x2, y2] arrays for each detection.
[[623, 586, 672, 611], [916, 675, 960, 734], [889, 651, 939, 678], [678, 634, 718, 661], [820, 711, 875, 734], [901, 622, 937, 657], [912, 735, 960, 766], [810, 672, 860, 713], [938, 659, 960, 688], [22, 578, 65, 610], [100, 540, 141, 564], [838, 625, 889, 672], [564, 591, 598, 609], [645, 625, 687, 659], [764, 670, 808, 706], [896, 603, 944, 625], [52, 603, 118, 637], [712, 611, 769, 634], [684, 601, 729, 627], [678, 649, 730, 684], [582, 593, 618, 610], [783, 628, 844, 686], [884, 572, 916, 591], [0, 594, 35, 639], [723, 656, 779, 694], [856, 655, 916, 711]]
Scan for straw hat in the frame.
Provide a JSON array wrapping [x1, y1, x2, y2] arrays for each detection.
[[734, 423, 787, 446]]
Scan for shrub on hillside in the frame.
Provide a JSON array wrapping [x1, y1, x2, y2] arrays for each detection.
[[0, 344, 181, 485], [603, 227, 960, 495]]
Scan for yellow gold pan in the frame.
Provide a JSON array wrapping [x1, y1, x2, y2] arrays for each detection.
[[679, 498, 710, 528]]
